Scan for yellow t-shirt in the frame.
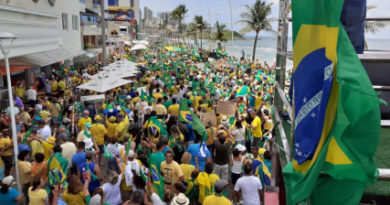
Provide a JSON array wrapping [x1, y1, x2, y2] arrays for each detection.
[[58, 80, 66, 91], [155, 104, 167, 116], [30, 140, 44, 160], [91, 123, 107, 145], [51, 81, 58, 92], [180, 163, 195, 182], [153, 93, 163, 101], [18, 161, 32, 184], [63, 190, 86, 205], [78, 117, 92, 131], [168, 104, 180, 115], [195, 173, 220, 204], [160, 161, 183, 186], [190, 96, 202, 110], [203, 195, 232, 205], [0, 137, 12, 156], [255, 96, 263, 110], [15, 87, 25, 98], [28, 187, 47, 205], [131, 96, 141, 105], [106, 119, 118, 138], [251, 116, 263, 138]]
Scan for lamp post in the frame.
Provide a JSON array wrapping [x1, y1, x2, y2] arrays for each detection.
[[0, 32, 21, 192]]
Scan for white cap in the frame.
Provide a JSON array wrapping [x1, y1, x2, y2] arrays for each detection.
[[236, 144, 246, 152], [2, 176, 15, 186], [127, 150, 134, 158]]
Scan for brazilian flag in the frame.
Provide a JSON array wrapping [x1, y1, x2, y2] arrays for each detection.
[[140, 90, 148, 101], [147, 116, 168, 137], [179, 99, 208, 140], [163, 73, 173, 89], [283, 0, 381, 204], [47, 152, 68, 187]]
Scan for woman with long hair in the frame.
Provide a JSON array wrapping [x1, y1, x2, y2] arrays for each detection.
[[28, 177, 48, 205]]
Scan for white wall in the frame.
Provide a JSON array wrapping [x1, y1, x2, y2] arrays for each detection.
[[0, 0, 59, 59], [0, 0, 82, 59]]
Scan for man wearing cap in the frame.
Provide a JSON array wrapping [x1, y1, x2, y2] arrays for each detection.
[[0, 176, 23, 204], [91, 115, 107, 164], [78, 110, 92, 131], [203, 180, 231, 205], [213, 127, 233, 181]]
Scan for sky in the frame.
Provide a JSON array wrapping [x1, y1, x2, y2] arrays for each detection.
[[140, 0, 390, 39]]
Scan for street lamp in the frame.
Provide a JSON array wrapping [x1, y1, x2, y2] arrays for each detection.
[[0, 32, 21, 192]]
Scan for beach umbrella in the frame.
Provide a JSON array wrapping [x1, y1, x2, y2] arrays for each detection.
[[77, 76, 132, 93], [130, 44, 147, 51]]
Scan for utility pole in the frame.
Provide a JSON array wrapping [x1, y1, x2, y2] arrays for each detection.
[[228, 0, 234, 46], [101, 0, 106, 66]]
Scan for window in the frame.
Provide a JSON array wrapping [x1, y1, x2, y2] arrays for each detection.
[[62, 13, 68, 30], [72, 15, 79, 31]]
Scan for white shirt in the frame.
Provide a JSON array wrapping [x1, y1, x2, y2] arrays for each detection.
[[102, 175, 122, 205], [124, 160, 140, 187], [234, 175, 263, 205], [39, 125, 52, 141], [60, 142, 77, 165], [26, 88, 37, 101], [151, 193, 171, 205], [232, 127, 246, 142], [107, 143, 124, 157]]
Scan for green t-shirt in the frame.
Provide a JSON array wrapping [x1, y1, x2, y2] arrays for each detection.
[[164, 100, 172, 109]]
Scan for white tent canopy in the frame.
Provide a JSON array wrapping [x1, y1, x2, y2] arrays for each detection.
[[77, 76, 132, 93], [132, 40, 149, 46], [130, 44, 147, 51]]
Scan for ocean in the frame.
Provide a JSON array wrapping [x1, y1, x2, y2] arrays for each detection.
[[201, 37, 390, 70]]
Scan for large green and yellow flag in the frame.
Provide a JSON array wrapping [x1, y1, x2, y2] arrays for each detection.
[[283, 0, 381, 204], [179, 99, 208, 140]]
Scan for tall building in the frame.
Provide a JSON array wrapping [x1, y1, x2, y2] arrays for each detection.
[[0, 0, 84, 89]]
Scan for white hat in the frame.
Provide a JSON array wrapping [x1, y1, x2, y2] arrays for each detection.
[[2, 176, 15, 186], [172, 193, 189, 205], [127, 150, 134, 158], [89, 194, 102, 205], [84, 138, 93, 149], [236, 144, 246, 152]]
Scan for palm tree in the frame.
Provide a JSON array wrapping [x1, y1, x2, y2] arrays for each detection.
[[238, 0, 274, 62], [194, 15, 207, 50], [364, 5, 388, 49], [171, 4, 188, 35], [214, 21, 227, 49], [187, 23, 198, 43]]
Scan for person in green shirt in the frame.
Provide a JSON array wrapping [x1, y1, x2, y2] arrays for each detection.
[[163, 96, 172, 109]]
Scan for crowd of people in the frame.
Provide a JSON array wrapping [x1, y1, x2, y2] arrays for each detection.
[[0, 40, 276, 205]]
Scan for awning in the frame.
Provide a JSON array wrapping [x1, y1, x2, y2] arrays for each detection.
[[0, 65, 32, 76], [14, 47, 85, 67]]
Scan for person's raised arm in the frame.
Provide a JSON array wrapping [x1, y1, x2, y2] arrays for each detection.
[[94, 163, 102, 181]]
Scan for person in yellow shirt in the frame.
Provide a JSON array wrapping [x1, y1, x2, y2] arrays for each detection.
[[0, 134, 13, 176], [255, 91, 263, 111], [190, 95, 202, 110], [194, 162, 220, 204], [106, 116, 118, 139], [153, 89, 163, 101], [78, 110, 92, 131], [51, 79, 58, 92], [41, 136, 56, 161], [179, 152, 196, 200], [250, 109, 263, 148], [28, 178, 48, 205], [168, 99, 180, 115], [17, 150, 32, 204], [203, 180, 231, 205], [155, 98, 167, 117], [91, 115, 107, 164], [160, 150, 183, 189], [115, 113, 129, 142]]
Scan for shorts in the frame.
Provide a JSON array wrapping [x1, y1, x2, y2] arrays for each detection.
[[98, 145, 104, 154], [252, 137, 263, 149], [1, 156, 13, 170], [231, 173, 241, 185]]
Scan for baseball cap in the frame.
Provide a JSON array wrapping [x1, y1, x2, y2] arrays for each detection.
[[235, 144, 246, 152], [127, 150, 134, 158], [214, 180, 229, 193], [2, 176, 15, 186]]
